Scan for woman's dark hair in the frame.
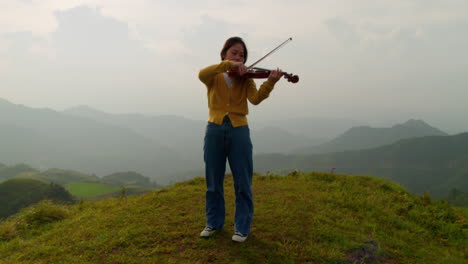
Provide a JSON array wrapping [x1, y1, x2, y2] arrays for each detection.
[[220, 37, 248, 63]]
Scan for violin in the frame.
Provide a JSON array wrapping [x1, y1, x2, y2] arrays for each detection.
[[227, 37, 299, 84], [228, 67, 299, 83]]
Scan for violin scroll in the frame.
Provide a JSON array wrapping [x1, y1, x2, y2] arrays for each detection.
[[282, 72, 299, 83]]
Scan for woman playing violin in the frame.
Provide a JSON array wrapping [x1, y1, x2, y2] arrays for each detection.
[[198, 36, 282, 242]]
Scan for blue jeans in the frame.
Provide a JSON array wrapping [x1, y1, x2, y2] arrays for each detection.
[[204, 116, 253, 234]]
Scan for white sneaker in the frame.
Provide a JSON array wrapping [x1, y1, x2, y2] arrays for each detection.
[[200, 226, 217, 237], [232, 232, 248, 242]]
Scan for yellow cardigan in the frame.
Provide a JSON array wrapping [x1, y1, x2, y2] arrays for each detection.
[[198, 61, 276, 127]]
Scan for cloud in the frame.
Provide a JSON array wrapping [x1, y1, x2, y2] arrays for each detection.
[[1, 6, 170, 111], [53, 6, 146, 65], [0, 31, 52, 75], [324, 17, 360, 47], [0, 59, 8, 72], [0, 1, 467, 130]]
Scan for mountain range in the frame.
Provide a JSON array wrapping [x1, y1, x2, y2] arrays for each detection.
[[0, 99, 180, 184], [294, 119, 447, 154], [63, 105, 337, 155], [0, 97, 463, 193], [255, 132, 468, 198]]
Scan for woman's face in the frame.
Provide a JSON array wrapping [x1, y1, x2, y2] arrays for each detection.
[[224, 43, 245, 63]]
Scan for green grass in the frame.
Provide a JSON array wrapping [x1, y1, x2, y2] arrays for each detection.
[[0, 172, 466, 263], [67, 182, 119, 198]]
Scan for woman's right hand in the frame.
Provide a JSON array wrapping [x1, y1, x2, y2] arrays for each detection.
[[232, 62, 248, 76]]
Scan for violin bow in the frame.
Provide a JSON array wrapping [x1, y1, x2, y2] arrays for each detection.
[[247, 37, 292, 70]]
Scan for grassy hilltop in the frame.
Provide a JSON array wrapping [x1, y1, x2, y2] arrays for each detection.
[[0, 172, 466, 264]]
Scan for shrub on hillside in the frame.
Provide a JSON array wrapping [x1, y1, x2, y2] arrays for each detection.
[[0, 179, 75, 218], [45, 182, 75, 203], [0, 201, 69, 241]]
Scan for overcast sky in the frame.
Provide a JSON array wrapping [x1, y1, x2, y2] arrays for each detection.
[[1, 0, 467, 133]]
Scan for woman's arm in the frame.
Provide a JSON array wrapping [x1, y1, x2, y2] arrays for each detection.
[[198, 61, 234, 87], [246, 68, 282, 105], [246, 79, 276, 105]]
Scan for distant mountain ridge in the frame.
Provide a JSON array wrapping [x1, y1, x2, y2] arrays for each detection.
[[63, 105, 206, 163], [0, 163, 38, 181], [1, 98, 460, 193], [251, 126, 319, 154], [63, 105, 340, 156], [252, 116, 364, 141], [295, 119, 447, 154], [0, 99, 182, 185], [255, 132, 468, 198]]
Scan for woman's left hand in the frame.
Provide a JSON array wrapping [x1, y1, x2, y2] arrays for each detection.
[[268, 68, 282, 83]]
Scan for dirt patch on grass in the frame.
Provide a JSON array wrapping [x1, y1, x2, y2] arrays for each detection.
[[338, 240, 390, 264]]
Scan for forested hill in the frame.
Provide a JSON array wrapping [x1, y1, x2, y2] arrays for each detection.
[[0, 178, 73, 218], [0, 164, 160, 218], [255, 132, 468, 199], [0, 172, 466, 263]]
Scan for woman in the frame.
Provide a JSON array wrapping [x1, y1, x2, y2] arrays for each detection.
[[198, 36, 282, 242]]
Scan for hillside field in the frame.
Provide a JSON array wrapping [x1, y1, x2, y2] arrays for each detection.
[[67, 182, 120, 198], [0, 172, 466, 263]]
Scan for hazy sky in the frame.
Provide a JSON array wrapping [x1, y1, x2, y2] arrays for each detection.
[[1, 0, 467, 133]]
